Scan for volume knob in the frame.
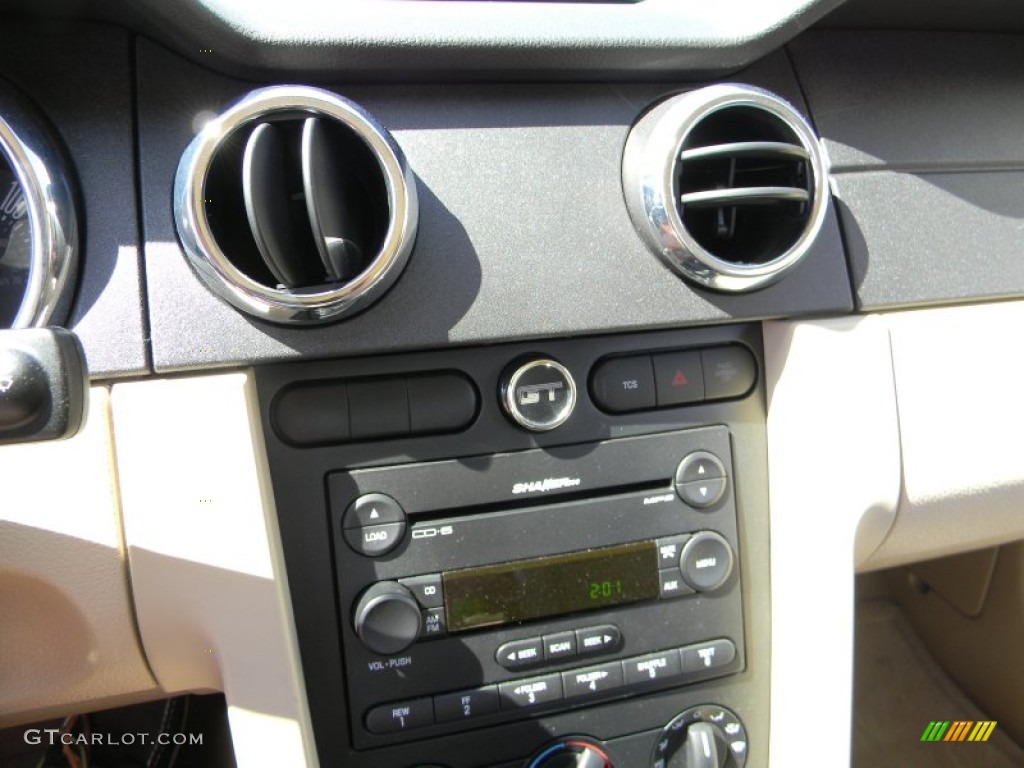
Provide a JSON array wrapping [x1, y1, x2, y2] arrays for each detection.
[[353, 581, 422, 655]]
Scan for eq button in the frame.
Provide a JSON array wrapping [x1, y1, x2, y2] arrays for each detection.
[[497, 637, 544, 669]]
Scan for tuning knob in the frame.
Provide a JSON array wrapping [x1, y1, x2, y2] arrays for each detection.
[[353, 581, 422, 655], [652, 706, 747, 768], [529, 739, 614, 768]]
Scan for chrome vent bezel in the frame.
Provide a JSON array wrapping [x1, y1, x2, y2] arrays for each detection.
[[173, 86, 418, 325], [0, 86, 78, 329], [622, 84, 828, 293]]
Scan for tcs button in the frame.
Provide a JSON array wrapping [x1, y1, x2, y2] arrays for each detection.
[[500, 358, 576, 432]]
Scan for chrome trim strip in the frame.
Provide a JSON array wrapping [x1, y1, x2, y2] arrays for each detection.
[[0, 87, 78, 329], [173, 86, 418, 325], [622, 84, 828, 293]]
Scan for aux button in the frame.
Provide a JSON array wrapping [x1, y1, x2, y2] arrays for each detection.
[[500, 358, 577, 432]]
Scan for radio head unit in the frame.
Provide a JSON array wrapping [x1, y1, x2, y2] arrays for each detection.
[[330, 426, 745, 749]]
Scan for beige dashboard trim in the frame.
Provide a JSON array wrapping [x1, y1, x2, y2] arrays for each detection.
[[110, 372, 319, 768], [865, 300, 1024, 569], [0, 386, 159, 727], [763, 316, 902, 768]]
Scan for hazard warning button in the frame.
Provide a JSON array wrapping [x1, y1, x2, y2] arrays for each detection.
[[652, 350, 705, 406]]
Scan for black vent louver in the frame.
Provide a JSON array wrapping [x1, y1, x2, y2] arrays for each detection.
[[622, 85, 827, 293], [175, 86, 418, 325], [676, 106, 812, 267]]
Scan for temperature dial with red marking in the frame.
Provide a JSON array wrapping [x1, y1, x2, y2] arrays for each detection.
[[529, 738, 614, 768]]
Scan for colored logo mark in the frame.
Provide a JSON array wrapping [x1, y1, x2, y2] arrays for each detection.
[[921, 720, 997, 742]]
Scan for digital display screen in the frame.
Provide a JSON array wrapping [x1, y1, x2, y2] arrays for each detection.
[[443, 540, 659, 633]]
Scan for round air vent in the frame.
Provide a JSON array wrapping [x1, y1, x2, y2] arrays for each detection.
[[622, 84, 827, 293], [174, 86, 418, 325], [0, 84, 78, 329]]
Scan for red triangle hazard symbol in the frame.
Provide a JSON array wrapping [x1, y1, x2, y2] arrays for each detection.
[[672, 370, 689, 387]]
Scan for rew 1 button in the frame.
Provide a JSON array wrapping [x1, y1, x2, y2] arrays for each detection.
[[500, 358, 576, 432]]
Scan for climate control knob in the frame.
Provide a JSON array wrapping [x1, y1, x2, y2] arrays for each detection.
[[353, 581, 422, 655], [529, 739, 613, 768], [652, 706, 747, 768]]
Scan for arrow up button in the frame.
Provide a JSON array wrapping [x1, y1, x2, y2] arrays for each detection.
[[674, 451, 727, 509]]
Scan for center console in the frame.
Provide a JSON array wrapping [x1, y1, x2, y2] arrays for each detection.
[[255, 322, 770, 768]]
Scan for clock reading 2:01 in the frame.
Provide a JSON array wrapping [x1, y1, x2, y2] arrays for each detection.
[[442, 540, 660, 633], [588, 580, 624, 601]]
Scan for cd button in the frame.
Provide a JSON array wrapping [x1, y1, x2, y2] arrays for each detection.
[[542, 631, 577, 661], [562, 661, 624, 699], [658, 568, 695, 600], [365, 698, 434, 734], [575, 625, 621, 657], [434, 686, 499, 722], [498, 674, 563, 709], [496, 637, 544, 669], [681, 638, 737, 673], [399, 573, 444, 609], [622, 650, 683, 686]]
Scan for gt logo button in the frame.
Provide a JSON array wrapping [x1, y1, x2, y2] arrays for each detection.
[[501, 358, 576, 432]]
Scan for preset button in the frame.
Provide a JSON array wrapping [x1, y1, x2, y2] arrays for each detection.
[[434, 686, 499, 723], [365, 698, 434, 734], [562, 662, 624, 699], [622, 650, 683, 686], [498, 674, 563, 709], [681, 638, 737, 673]]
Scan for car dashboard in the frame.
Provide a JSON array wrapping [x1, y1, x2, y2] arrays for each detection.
[[2, 1, 1024, 767]]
